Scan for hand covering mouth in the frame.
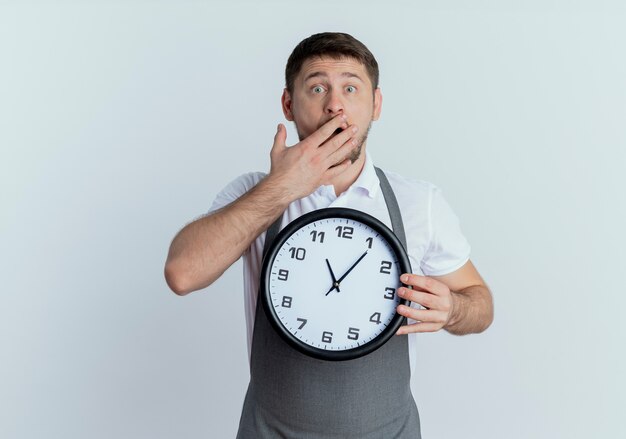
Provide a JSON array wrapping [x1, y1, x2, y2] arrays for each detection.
[[329, 127, 343, 140]]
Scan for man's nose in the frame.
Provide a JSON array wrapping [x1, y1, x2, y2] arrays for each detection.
[[325, 89, 344, 115]]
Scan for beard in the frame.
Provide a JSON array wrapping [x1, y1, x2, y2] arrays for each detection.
[[295, 120, 373, 166]]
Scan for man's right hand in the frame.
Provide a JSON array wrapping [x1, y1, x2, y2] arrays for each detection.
[[267, 114, 360, 201], [164, 115, 359, 295]]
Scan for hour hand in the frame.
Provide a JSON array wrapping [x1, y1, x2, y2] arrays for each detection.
[[325, 258, 340, 293]]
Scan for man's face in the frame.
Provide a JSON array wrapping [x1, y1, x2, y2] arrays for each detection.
[[282, 56, 382, 163]]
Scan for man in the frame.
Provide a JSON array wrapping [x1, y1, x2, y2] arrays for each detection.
[[164, 32, 493, 438]]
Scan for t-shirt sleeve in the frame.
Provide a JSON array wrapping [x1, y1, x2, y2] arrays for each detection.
[[420, 186, 471, 276], [203, 172, 266, 256], [206, 172, 266, 215]]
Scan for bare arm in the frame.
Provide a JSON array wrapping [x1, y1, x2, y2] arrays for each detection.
[[164, 115, 359, 295], [395, 260, 494, 335], [164, 176, 291, 295], [444, 284, 493, 335]]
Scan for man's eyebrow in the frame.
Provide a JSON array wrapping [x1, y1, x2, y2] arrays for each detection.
[[303, 72, 365, 83]]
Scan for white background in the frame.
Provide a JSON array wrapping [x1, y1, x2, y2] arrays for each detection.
[[1, 1, 624, 438]]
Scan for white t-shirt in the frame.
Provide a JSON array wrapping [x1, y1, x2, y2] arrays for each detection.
[[207, 151, 471, 375]]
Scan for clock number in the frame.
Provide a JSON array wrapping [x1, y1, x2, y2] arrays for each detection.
[[335, 226, 354, 239], [347, 327, 360, 340], [281, 296, 292, 308], [380, 260, 392, 274], [383, 287, 395, 300], [310, 230, 325, 243], [366, 237, 373, 249], [289, 247, 306, 260], [277, 269, 289, 281], [297, 318, 307, 329], [322, 331, 333, 343], [369, 312, 382, 324]]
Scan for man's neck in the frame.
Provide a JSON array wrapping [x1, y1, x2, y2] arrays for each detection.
[[329, 147, 367, 197]]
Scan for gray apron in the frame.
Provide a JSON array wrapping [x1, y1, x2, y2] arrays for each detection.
[[236, 167, 421, 439]]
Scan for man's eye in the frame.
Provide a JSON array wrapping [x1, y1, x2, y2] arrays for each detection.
[[346, 85, 356, 93], [313, 86, 325, 93]]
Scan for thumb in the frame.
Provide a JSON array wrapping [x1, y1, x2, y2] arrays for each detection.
[[271, 123, 287, 155]]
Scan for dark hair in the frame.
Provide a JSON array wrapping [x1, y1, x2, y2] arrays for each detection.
[[285, 32, 379, 95]]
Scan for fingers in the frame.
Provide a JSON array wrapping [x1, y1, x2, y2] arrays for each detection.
[[322, 157, 352, 181], [270, 123, 287, 157], [394, 274, 455, 335], [304, 114, 348, 148], [274, 115, 357, 170], [315, 122, 359, 175], [268, 116, 358, 196], [322, 124, 358, 157], [396, 322, 443, 335], [400, 273, 448, 296], [398, 287, 437, 309], [397, 305, 446, 324], [395, 304, 448, 334]]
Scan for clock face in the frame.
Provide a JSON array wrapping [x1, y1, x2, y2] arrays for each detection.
[[261, 208, 411, 361]]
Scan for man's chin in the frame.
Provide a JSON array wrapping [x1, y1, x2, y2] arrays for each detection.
[[330, 143, 363, 167]]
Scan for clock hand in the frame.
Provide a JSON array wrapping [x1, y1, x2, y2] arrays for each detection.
[[326, 250, 368, 296], [325, 258, 340, 293], [336, 250, 368, 283]]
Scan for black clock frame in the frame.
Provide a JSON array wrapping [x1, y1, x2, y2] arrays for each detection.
[[260, 207, 412, 361]]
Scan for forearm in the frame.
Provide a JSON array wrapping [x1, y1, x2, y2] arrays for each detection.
[[164, 175, 292, 295], [444, 285, 494, 335], [165, 116, 358, 295]]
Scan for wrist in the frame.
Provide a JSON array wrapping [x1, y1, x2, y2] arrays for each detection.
[[257, 173, 298, 208], [444, 291, 463, 329]]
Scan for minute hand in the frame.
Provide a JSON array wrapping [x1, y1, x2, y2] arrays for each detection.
[[325, 250, 368, 296]]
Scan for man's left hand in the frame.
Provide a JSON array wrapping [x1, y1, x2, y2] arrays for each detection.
[[395, 273, 457, 334]]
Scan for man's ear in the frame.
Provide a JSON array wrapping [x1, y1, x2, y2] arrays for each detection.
[[281, 88, 295, 121], [372, 87, 382, 121]]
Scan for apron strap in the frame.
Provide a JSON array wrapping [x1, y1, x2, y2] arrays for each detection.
[[262, 215, 282, 260], [374, 166, 407, 251]]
